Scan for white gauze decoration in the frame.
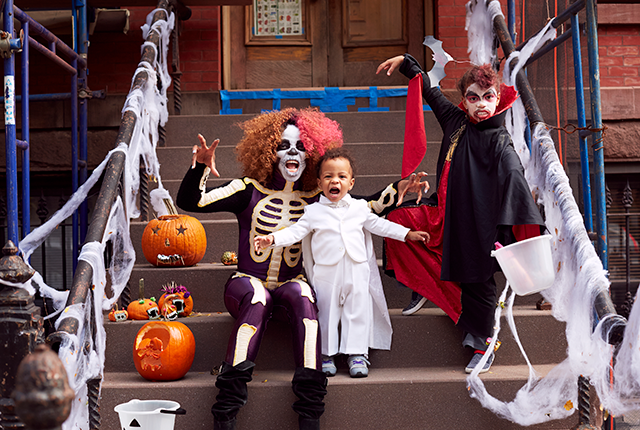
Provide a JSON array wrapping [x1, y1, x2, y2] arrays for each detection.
[[465, 0, 503, 66], [123, 7, 176, 219]]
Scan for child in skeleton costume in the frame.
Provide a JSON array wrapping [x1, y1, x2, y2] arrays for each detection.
[[176, 108, 426, 430], [254, 148, 430, 378], [376, 55, 545, 374]]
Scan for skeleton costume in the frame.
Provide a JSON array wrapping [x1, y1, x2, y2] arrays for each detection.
[[176, 114, 401, 430]]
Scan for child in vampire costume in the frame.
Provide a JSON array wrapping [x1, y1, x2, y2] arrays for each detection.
[[176, 108, 421, 430], [377, 54, 545, 373]]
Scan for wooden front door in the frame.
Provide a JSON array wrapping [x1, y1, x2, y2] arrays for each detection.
[[223, 0, 432, 90]]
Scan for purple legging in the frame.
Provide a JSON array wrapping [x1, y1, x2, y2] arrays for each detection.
[[223, 275, 322, 370]]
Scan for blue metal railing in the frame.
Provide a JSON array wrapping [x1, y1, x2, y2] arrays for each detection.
[[4, 1, 90, 267]]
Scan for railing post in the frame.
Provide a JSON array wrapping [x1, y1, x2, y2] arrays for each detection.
[[4, 0, 19, 245], [12, 343, 74, 430], [21, 19, 31, 239], [570, 13, 593, 234], [0, 240, 42, 430], [585, 0, 607, 268]]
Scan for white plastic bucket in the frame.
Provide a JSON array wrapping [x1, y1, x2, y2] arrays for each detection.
[[114, 399, 185, 430], [491, 234, 555, 296]]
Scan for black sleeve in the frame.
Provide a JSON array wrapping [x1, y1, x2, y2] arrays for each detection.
[[176, 162, 252, 215], [400, 53, 465, 132]]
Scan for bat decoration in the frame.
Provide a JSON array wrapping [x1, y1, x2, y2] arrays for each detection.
[[423, 36, 454, 88]]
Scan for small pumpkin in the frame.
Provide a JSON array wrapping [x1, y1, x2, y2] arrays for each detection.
[[108, 306, 128, 322], [133, 320, 196, 381], [221, 251, 238, 265], [158, 282, 193, 317], [127, 278, 160, 320], [141, 214, 207, 267]]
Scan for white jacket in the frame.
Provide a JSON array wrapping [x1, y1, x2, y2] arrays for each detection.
[[272, 194, 409, 264], [271, 194, 409, 351]]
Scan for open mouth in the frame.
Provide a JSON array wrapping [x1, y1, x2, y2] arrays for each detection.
[[475, 110, 490, 119], [285, 160, 299, 173], [329, 187, 340, 196]]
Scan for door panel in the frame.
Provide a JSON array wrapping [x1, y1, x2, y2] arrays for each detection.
[[225, 0, 428, 89]]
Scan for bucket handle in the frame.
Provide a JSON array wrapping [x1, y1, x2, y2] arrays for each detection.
[[160, 408, 186, 415]]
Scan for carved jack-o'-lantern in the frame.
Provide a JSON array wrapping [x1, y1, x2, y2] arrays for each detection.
[[127, 278, 160, 320], [158, 282, 193, 318], [133, 320, 196, 381], [141, 214, 207, 267]]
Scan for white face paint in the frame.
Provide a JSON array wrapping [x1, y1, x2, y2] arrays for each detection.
[[462, 83, 500, 123], [277, 124, 306, 182]]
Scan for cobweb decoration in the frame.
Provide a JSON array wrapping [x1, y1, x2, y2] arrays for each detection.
[[465, 0, 503, 66], [463, 0, 640, 424], [0, 8, 175, 430]]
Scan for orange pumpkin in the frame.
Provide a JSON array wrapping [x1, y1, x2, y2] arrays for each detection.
[[141, 214, 206, 267], [108, 306, 128, 322], [158, 282, 193, 317], [127, 298, 160, 320], [133, 320, 196, 381]]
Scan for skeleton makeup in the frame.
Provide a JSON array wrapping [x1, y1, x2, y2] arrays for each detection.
[[463, 83, 500, 123], [277, 124, 307, 182]]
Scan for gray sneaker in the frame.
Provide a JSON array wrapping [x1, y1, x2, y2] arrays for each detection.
[[322, 355, 337, 377], [465, 352, 494, 374], [402, 292, 428, 315], [347, 355, 370, 378]]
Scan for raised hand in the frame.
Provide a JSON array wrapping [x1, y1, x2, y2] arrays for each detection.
[[376, 55, 405, 76], [397, 172, 430, 206], [254, 234, 274, 253], [191, 133, 220, 177]]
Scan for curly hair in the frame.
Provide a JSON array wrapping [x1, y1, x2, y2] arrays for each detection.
[[235, 108, 343, 190], [456, 64, 502, 97]]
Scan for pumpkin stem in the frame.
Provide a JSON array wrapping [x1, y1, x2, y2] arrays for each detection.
[[163, 198, 179, 215], [139, 278, 145, 300]]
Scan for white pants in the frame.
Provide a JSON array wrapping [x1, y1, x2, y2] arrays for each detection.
[[312, 255, 372, 356]]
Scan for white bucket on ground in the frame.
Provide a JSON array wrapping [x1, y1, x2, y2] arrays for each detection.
[[491, 234, 555, 296], [114, 399, 184, 430]]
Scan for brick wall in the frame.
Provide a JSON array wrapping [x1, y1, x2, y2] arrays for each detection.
[[27, 6, 221, 96], [435, 0, 511, 89]]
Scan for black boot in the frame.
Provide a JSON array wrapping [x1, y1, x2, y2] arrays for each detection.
[[211, 360, 255, 430], [291, 367, 328, 430]]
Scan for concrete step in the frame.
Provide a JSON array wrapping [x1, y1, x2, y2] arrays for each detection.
[[127, 261, 416, 312], [126, 257, 541, 313], [100, 364, 575, 430], [155, 141, 440, 182], [163, 111, 444, 148], [104, 307, 566, 374], [158, 174, 431, 221]]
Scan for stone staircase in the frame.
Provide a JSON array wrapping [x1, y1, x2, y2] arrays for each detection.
[[100, 111, 576, 429]]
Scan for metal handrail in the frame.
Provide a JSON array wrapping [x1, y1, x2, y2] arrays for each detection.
[[48, 0, 171, 343], [43, 1, 173, 427]]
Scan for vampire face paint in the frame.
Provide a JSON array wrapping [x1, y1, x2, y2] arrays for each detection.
[[463, 83, 500, 122], [277, 124, 307, 182]]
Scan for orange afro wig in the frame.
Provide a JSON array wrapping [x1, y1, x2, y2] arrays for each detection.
[[235, 108, 343, 191]]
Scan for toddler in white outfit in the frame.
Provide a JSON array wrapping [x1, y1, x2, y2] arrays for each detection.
[[255, 148, 430, 378]]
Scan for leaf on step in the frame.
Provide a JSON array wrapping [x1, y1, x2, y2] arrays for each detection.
[[564, 400, 574, 411]]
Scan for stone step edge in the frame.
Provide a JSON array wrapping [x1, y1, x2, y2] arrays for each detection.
[[103, 306, 556, 322], [103, 363, 558, 389]]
